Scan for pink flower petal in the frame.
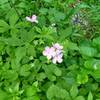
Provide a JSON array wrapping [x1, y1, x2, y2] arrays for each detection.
[[26, 14, 38, 23], [26, 17, 32, 22], [53, 43, 63, 49]]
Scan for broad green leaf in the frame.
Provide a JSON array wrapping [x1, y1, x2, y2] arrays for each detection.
[[47, 84, 70, 100], [0, 90, 8, 100], [0, 20, 9, 33], [10, 28, 19, 37], [9, 11, 19, 26], [20, 29, 35, 43], [19, 64, 31, 77], [26, 44, 36, 57], [88, 92, 93, 100], [59, 27, 72, 40], [4, 37, 25, 46], [68, 42, 79, 50], [54, 11, 66, 21], [36, 72, 46, 81], [25, 86, 37, 97], [93, 37, 100, 46], [43, 64, 62, 81], [70, 85, 78, 99], [52, 65, 62, 76], [93, 37, 100, 50], [84, 59, 100, 70], [80, 46, 97, 57], [15, 46, 26, 64], [3, 70, 18, 81]]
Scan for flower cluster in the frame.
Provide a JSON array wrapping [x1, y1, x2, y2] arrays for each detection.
[[43, 43, 63, 64], [26, 14, 38, 23]]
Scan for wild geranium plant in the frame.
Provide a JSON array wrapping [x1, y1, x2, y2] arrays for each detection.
[[0, 0, 100, 100]]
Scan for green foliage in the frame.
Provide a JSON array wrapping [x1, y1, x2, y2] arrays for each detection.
[[0, 0, 100, 100]]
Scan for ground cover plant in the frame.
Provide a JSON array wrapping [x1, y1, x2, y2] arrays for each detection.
[[0, 0, 100, 100]]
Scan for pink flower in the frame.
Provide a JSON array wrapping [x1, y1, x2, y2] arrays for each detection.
[[53, 43, 63, 50], [43, 46, 55, 60], [43, 43, 63, 64], [26, 14, 38, 23], [52, 54, 63, 64]]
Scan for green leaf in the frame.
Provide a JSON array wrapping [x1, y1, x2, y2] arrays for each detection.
[[80, 46, 97, 57], [77, 73, 88, 84], [88, 92, 93, 100], [25, 85, 37, 97], [9, 11, 19, 26], [54, 11, 66, 21], [26, 44, 36, 57], [15, 46, 26, 64], [91, 70, 100, 79], [4, 37, 25, 46], [20, 29, 35, 43], [84, 59, 100, 70], [19, 64, 31, 77], [43, 64, 62, 81], [59, 27, 72, 40], [70, 85, 78, 99], [93, 37, 100, 46], [68, 42, 79, 50], [0, 90, 8, 100], [0, 20, 9, 33], [52, 65, 62, 76], [75, 96, 85, 100], [3, 70, 18, 81], [36, 72, 46, 81], [47, 84, 70, 100]]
